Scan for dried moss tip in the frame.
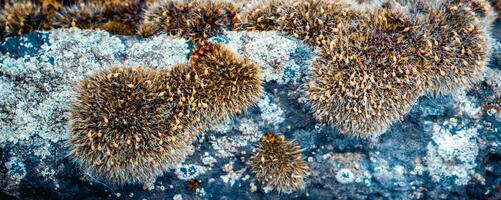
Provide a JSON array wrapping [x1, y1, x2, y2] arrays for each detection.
[[307, 6, 425, 137], [250, 133, 309, 193], [139, 0, 240, 42], [0, 1, 51, 38], [69, 67, 193, 185], [189, 41, 262, 122]]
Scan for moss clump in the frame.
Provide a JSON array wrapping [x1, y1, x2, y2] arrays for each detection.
[[239, 0, 493, 136], [250, 133, 309, 193], [139, 0, 240, 42], [307, 5, 426, 137], [69, 42, 262, 185], [69, 67, 194, 185], [188, 41, 262, 122], [411, 0, 492, 95]]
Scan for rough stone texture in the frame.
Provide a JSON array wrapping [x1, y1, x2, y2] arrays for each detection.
[[0, 22, 500, 199]]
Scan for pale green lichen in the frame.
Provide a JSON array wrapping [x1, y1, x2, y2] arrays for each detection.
[[222, 31, 304, 84], [257, 91, 284, 126], [4, 157, 27, 194], [175, 164, 208, 180], [0, 28, 190, 145], [335, 168, 355, 184], [123, 34, 189, 67], [455, 91, 483, 119], [425, 122, 480, 186]]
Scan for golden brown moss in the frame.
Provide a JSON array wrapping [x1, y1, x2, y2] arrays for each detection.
[[0, 1, 51, 38], [39, 0, 63, 12], [250, 133, 309, 193], [69, 42, 262, 185], [242, 0, 492, 136], [97, 0, 146, 34], [238, 0, 285, 31], [188, 41, 262, 122], [412, 0, 491, 95], [53, 2, 105, 29], [138, 0, 240, 42], [69, 67, 194, 185], [306, 5, 426, 137], [464, 0, 497, 24], [304, 0, 493, 136], [400, 0, 497, 26], [240, 0, 354, 47], [498, 0, 501, 18], [101, 20, 136, 35], [53, 0, 146, 33], [137, 0, 167, 37]]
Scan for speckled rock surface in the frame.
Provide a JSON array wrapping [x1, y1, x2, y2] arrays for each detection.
[[0, 22, 500, 199]]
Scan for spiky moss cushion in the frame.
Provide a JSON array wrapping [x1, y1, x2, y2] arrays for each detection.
[[306, 5, 427, 137], [97, 0, 146, 35], [250, 133, 309, 193], [69, 67, 194, 185], [54, 2, 106, 29], [138, 0, 240, 42], [189, 41, 262, 122], [69, 42, 261, 185], [240, 0, 354, 47], [151, 41, 261, 127], [54, 0, 146, 34], [0, 1, 51, 38], [411, 0, 491, 95]]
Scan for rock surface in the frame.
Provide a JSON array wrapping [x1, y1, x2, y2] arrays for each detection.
[[0, 22, 500, 199]]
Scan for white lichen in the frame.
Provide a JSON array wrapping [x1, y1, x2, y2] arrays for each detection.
[[33, 139, 52, 159], [175, 164, 207, 180], [257, 92, 284, 126], [238, 119, 263, 143], [222, 31, 307, 84], [0, 28, 189, 144], [173, 194, 183, 200], [220, 162, 245, 187], [208, 118, 263, 158], [123, 34, 189, 68], [455, 91, 482, 119], [424, 122, 480, 186], [369, 152, 408, 185], [201, 152, 218, 167], [5, 157, 26, 186], [335, 168, 355, 184]]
